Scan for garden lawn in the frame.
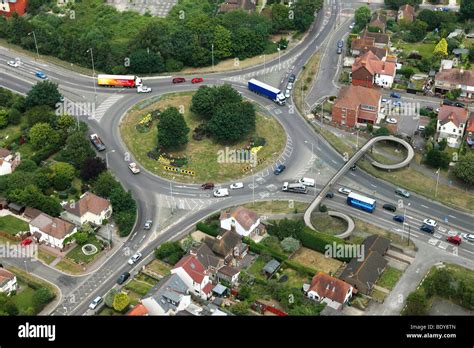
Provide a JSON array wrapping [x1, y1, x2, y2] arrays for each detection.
[[11, 281, 36, 313], [398, 43, 436, 59], [0, 215, 29, 235], [120, 92, 286, 183], [310, 213, 347, 236], [377, 266, 403, 290], [242, 200, 308, 215], [65, 238, 103, 264], [124, 279, 154, 297], [146, 259, 171, 277], [290, 247, 342, 275], [247, 256, 268, 281]]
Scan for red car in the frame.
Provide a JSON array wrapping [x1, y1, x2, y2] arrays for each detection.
[[201, 183, 214, 190], [21, 238, 32, 246], [191, 77, 204, 84], [447, 235, 461, 245], [172, 77, 186, 84]]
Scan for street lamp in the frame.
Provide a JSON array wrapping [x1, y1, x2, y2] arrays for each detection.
[[435, 168, 440, 198], [28, 31, 40, 60], [24, 260, 29, 273], [403, 203, 411, 245], [211, 43, 214, 72], [277, 45, 281, 71], [105, 150, 115, 168], [86, 48, 97, 102]]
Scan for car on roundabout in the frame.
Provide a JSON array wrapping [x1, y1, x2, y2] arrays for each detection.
[[230, 182, 244, 190]]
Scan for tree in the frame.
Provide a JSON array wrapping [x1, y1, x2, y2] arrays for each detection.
[[24, 105, 55, 127], [354, 6, 371, 28], [112, 292, 130, 312], [425, 148, 450, 169], [74, 232, 89, 245], [230, 302, 249, 316], [28, 122, 60, 150], [207, 101, 255, 143], [0, 109, 8, 129], [271, 3, 294, 32], [56, 114, 76, 132], [280, 237, 301, 253], [384, 0, 421, 9], [433, 38, 448, 57], [190, 86, 216, 119], [0, 293, 19, 315], [446, 88, 462, 101], [213, 25, 232, 59], [15, 159, 37, 172], [32, 288, 54, 312], [374, 127, 390, 136], [267, 218, 305, 240], [104, 289, 118, 308], [80, 157, 106, 181], [7, 108, 22, 125], [110, 187, 136, 213], [60, 132, 95, 169], [93, 171, 121, 198], [405, 20, 428, 42], [157, 107, 189, 149], [404, 289, 428, 315], [460, 0, 474, 20], [24, 81, 62, 110], [453, 153, 474, 186], [129, 49, 165, 74], [51, 162, 76, 181], [154, 241, 185, 264]]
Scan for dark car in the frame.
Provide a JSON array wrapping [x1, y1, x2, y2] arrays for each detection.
[[425, 106, 434, 111], [390, 92, 401, 99], [454, 102, 465, 108], [337, 40, 344, 48], [383, 203, 397, 212], [442, 99, 454, 106], [201, 183, 215, 190], [117, 272, 130, 285], [393, 215, 405, 223], [349, 165, 357, 171], [336, 47, 343, 54], [420, 224, 435, 234], [325, 192, 334, 199], [288, 74, 296, 83], [274, 164, 286, 175], [172, 77, 186, 84]]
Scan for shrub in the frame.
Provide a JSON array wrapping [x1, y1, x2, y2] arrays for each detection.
[[32, 288, 55, 312], [196, 222, 220, 237]]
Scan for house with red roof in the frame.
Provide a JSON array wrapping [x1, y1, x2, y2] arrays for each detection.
[[435, 68, 474, 99], [0, 268, 17, 295], [437, 105, 469, 148], [220, 206, 264, 238], [0, 0, 28, 17], [351, 51, 396, 89], [171, 255, 213, 300], [303, 272, 354, 310], [332, 85, 382, 127], [397, 4, 415, 24], [29, 213, 77, 249]]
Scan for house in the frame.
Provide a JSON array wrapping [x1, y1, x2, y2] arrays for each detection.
[[440, 60, 454, 71], [435, 68, 474, 99], [0, 268, 17, 295], [361, 30, 390, 48], [436, 105, 469, 148], [0, 148, 21, 176], [361, 46, 388, 61], [303, 272, 354, 310], [465, 113, 474, 149], [141, 274, 191, 315], [219, 206, 264, 238], [351, 51, 396, 88], [351, 37, 376, 57], [447, 29, 463, 40], [363, 235, 390, 255], [217, 265, 240, 285], [127, 304, 149, 316], [218, 0, 256, 13], [189, 242, 224, 278], [0, 0, 28, 17], [62, 192, 112, 226], [339, 250, 388, 295], [206, 229, 248, 265], [262, 259, 280, 278], [171, 255, 213, 300], [23, 207, 42, 221], [369, 11, 387, 32], [397, 4, 415, 23], [332, 85, 381, 127], [29, 213, 77, 249]]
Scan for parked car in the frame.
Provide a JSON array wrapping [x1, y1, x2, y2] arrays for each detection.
[[386, 118, 397, 124], [128, 162, 140, 174], [381, 98, 389, 103], [349, 22, 355, 29], [274, 164, 286, 175], [128, 252, 142, 265], [465, 234, 474, 242], [395, 187, 410, 198], [230, 182, 244, 190], [287, 82, 293, 90], [35, 71, 48, 79], [393, 101, 402, 107], [393, 215, 405, 223], [442, 99, 454, 106], [337, 40, 344, 48], [423, 218, 437, 227], [425, 106, 434, 111], [89, 296, 103, 310], [117, 272, 130, 285], [144, 220, 153, 230], [420, 224, 435, 234], [213, 188, 229, 197], [418, 125, 426, 132], [285, 89, 291, 98], [382, 203, 397, 212], [325, 192, 334, 199], [288, 74, 296, 83], [336, 47, 343, 54], [390, 92, 401, 99], [454, 102, 465, 108], [191, 77, 204, 84], [338, 187, 351, 195], [172, 77, 186, 84], [201, 183, 215, 190], [21, 238, 32, 246], [446, 235, 461, 245]]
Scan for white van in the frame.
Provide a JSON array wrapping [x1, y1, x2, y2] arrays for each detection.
[[298, 177, 315, 187]]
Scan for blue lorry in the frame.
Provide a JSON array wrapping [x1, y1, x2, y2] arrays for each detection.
[[248, 79, 286, 105]]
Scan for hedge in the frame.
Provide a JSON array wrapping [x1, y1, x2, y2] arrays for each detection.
[[283, 260, 316, 277], [297, 227, 351, 263], [243, 237, 287, 262], [196, 222, 220, 237]]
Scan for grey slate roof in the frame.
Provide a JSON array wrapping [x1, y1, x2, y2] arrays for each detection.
[[263, 259, 280, 274], [143, 273, 188, 313], [362, 235, 390, 255]]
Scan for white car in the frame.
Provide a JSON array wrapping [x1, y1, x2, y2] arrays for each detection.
[[137, 85, 152, 93], [144, 220, 153, 230], [7, 59, 20, 68], [128, 162, 140, 174], [349, 22, 355, 29], [381, 98, 388, 103], [464, 234, 474, 242], [436, 108, 440, 113], [423, 218, 437, 227], [285, 89, 291, 98], [338, 187, 351, 195], [89, 296, 103, 310], [386, 117, 397, 124], [230, 182, 244, 190], [128, 252, 142, 265], [287, 82, 293, 90], [213, 188, 229, 197]]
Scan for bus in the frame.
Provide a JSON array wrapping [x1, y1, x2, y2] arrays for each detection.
[[282, 182, 308, 194], [347, 192, 376, 213]]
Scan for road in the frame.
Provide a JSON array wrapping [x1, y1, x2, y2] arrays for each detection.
[[0, 0, 473, 315]]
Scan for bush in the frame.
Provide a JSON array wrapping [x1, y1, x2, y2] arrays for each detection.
[[112, 292, 130, 313], [196, 222, 220, 237], [154, 241, 185, 265], [319, 204, 328, 212], [32, 288, 55, 312], [297, 227, 350, 262]]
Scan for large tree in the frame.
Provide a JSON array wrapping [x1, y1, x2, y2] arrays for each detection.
[[28, 122, 60, 150], [354, 6, 371, 28], [93, 171, 121, 198], [24, 105, 55, 127], [207, 101, 255, 144], [453, 152, 474, 186], [157, 107, 189, 150], [24, 81, 62, 110], [80, 157, 106, 181], [460, 0, 474, 20], [60, 132, 95, 169]]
